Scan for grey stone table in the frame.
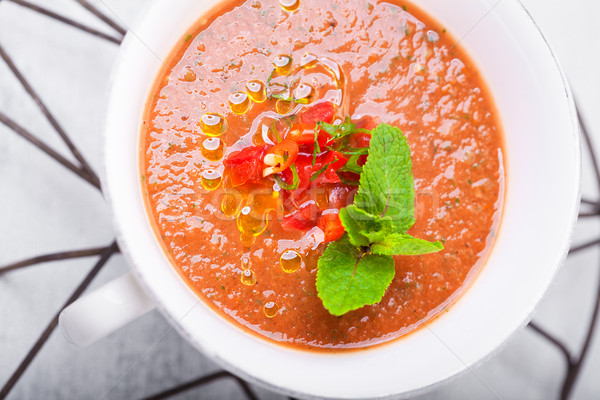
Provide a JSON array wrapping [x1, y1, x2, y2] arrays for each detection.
[[1, 0, 600, 399]]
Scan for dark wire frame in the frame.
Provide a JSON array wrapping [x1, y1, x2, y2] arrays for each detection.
[[0, 1, 597, 399]]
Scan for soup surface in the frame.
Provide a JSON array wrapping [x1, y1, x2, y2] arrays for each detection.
[[142, 0, 504, 350]]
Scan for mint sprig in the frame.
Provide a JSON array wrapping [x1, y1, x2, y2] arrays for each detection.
[[316, 124, 443, 316]]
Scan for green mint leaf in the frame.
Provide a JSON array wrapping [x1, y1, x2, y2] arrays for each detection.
[[353, 124, 415, 232], [339, 205, 392, 246], [316, 123, 444, 316], [371, 233, 444, 256], [316, 237, 395, 316]]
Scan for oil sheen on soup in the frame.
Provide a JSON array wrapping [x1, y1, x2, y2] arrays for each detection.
[[142, 0, 505, 350]]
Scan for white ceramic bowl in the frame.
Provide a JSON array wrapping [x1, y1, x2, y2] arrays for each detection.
[[65, 0, 581, 398]]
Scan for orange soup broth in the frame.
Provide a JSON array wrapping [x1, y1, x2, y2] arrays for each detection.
[[142, 0, 505, 351]]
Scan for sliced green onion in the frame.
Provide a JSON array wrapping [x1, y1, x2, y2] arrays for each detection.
[[312, 123, 322, 166], [274, 163, 299, 190], [310, 157, 338, 182], [340, 154, 363, 174], [271, 121, 282, 143], [337, 173, 360, 186]]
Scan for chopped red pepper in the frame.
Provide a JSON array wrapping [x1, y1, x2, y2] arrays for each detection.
[[224, 145, 267, 186], [281, 200, 319, 231], [318, 210, 345, 242], [263, 139, 299, 176]]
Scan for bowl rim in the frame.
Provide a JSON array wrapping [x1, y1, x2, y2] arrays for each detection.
[[102, 0, 581, 398]]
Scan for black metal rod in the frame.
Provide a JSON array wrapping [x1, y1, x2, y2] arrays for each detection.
[[74, 0, 127, 36], [560, 255, 600, 399], [0, 246, 115, 274], [581, 198, 600, 207], [5, 0, 122, 44], [0, 44, 101, 188], [578, 211, 600, 218], [140, 371, 233, 400], [578, 102, 600, 190], [0, 111, 101, 190], [528, 321, 573, 365], [0, 242, 118, 400], [568, 238, 600, 255], [233, 377, 259, 400]]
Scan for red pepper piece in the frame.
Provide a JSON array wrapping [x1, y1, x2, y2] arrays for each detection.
[[264, 139, 299, 176]]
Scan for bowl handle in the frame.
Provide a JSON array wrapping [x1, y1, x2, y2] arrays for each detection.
[[59, 272, 155, 347]]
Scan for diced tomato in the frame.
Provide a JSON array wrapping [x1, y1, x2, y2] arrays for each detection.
[[299, 101, 335, 128], [354, 115, 380, 131], [224, 145, 267, 186], [281, 200, 319, 231], [328, 184, 355, 209], [311, 151, 348, 185], [289, 129, 331, 148], [264, 139, 299, 176], [318, 210, 345, 242]]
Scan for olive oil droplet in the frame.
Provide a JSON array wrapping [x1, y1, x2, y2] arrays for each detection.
[[279, 0, 299, 12], [221, 192, 240, 217], [300, 53, 318, 69], [199, 113, 227, 136], [237, 206, 269, 237], [276, 99, 294, 115], [294, 83, 314, 103], [263, 302, 279, 318], [273, 55, 293, 75], [241, 269, 256, 286], [241, 256, 251, 269], [228, 92, 251, 114], [240, 231, 256, 247], [280, 250, 303, 273], [246, 80, 267, 103], [201, 169, 222, 191], [201, 137, 224, 161]]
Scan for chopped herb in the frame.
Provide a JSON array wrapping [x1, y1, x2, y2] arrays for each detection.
[[310, 157, 339, 182], [271, 121, 282, 142], [338, 153, 363, 174], [274, 163, 299, 190]]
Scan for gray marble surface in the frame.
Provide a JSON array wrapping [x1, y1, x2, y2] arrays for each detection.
[[1, 0, 599, 399]]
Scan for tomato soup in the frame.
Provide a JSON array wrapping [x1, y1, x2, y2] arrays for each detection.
[[141, 0, 504, 350]]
